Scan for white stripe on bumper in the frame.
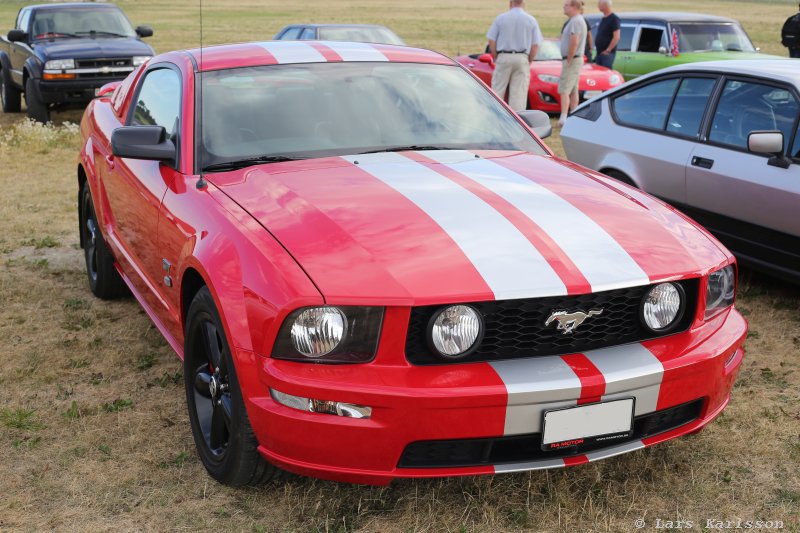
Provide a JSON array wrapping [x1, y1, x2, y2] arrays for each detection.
[[494, 458, 566, 473], [584, 343, 664, 416], [585, 439, 645, 462], [490, 356, 581, 435], [342, 153, 567, 299], [421, 151, 650, 293]]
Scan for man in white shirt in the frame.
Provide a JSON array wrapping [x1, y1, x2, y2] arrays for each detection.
[[558, 0, 587, 127], [486, 0, 543, 112]]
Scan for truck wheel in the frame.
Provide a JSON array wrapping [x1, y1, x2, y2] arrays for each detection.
[[1, 68, 21, 113], [25, 78, 50, 123]]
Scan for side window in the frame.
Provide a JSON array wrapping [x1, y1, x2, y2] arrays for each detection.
[[131, 68, 181, 137], [278, 27, 302, 40], [666, 77, 717, 138], [299, 27, 316, 40], [637, 26, 667, 53], [617, 24, 635, 51], [709, 80, 799, 151], [18, 9, 31, 32], [792, 120, 800, 160], [613, 78, 679, 130]]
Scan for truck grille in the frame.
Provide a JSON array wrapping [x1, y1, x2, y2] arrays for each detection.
[[75, 58, 133, 79], [405, 279, 698, 365]]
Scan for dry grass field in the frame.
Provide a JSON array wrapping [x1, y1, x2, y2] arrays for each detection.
[[1, 1, 799, 531]]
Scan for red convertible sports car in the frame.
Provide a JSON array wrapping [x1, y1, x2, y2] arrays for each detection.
[[79, 40, 746, 486], [456, 39, 624, 112]]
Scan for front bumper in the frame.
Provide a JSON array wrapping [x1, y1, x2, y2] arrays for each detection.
[[36, 77, 127, 104], [246, 307, 746, 485]]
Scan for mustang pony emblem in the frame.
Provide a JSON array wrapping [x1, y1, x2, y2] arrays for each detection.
[[545, 309, 603, 334]]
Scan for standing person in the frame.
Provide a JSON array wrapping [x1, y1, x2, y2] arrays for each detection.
[[558, 0, 587, 127], [562, 2, 594, 61], [486, 0, 543, 112], [781, 3, 800, 58], [594, 0, 621, 68]]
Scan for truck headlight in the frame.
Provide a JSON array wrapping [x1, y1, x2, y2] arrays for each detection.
[[272, 306, 383, 363], [132, 56, 151, 67], [705, 265, 736, 320], [44, 59, 75, 70]]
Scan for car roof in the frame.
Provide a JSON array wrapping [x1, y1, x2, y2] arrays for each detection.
[[29, 2, 120, 10], [586, 12, 738, 24], [187, 40, 453, 72], [651, 59, 800, 85]]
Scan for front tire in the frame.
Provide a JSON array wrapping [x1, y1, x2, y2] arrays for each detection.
[[1, 68, 22, 113], [25, 78, 49, 123], [80, 183, 128, 299], [184, 287, 278, 486]]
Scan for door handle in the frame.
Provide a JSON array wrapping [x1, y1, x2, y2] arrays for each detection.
[[105, 155, 115, 170], [691, 156, 714, 169]]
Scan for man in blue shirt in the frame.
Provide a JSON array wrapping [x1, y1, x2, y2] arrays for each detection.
[[594, 0, 621, 68], [486, 0, 543, 112]]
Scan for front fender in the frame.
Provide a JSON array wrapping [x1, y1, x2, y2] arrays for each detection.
[[598, 151, 643, 188], [23, 56, 42, 81]]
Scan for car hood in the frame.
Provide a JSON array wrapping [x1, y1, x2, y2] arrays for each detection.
[[33, 37, 153, 60], [207, 150, 729, 305]]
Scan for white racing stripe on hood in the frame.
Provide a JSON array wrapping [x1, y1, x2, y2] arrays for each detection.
[[489, 356, 581, 435], [342, 153, 567, 299], [422, 151, 650, 292], [258, 42, 326, 64], [325, 41, 389, 61], [583, 343, 664, 416]]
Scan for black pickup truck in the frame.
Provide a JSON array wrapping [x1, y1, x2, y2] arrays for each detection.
[[0, 2, 154, 122]]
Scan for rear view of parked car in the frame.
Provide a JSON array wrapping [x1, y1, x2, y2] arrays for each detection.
[[561, 60, 800, 283], [584, 13, 782, 81], [0, 2, 153, 122], [273, 24, 404, 45]]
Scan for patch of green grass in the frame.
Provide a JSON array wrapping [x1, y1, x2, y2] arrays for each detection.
[[157, 451, 190, 469], [66, 358, 90, 369], [98, 444, 112, 456], [147, 371, 182, 388], [64, 401, 81, 420], [136, 353, 157, 371], [63, 297, 90, 310], [101, 399, 134, 413], [1, 408, 45, 430], [22, 235, 60, 249]]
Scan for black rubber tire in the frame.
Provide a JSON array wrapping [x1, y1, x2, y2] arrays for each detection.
[[25, 78, 50, 123], [1, 68, 22, 113], [602, 169, 637, 187], [184, 287, 279, 486], [80, 183, 128, 299]]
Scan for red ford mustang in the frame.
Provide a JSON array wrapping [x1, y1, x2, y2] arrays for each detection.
[[455, 39, 624, 112], [78, 40, 746, 486]]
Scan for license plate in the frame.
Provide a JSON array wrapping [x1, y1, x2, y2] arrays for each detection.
[[583, 90, 603, 99], [542, 398, 634, 451]]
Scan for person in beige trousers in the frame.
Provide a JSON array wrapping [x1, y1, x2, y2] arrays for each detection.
[[486, 0, 543, 112]]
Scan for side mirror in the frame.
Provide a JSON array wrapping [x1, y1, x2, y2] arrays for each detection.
[[136, 26, 154, 38], [8, 29, 27, 42], [748, 131, 790, 169], [478, 53, 494, 65], [96, 81, 121, 98], [518, 110, 552, 139], [112, 126, 175, 164]]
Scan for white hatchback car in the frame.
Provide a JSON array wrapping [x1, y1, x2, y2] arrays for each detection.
[[561, 60, 800, 283]]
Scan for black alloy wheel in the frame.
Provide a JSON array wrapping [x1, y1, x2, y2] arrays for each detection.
[[184, 287, 278, 486], [80, 183, 127, 299]]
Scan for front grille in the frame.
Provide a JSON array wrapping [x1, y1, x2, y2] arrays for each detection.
[[75, 58, 133, 79], [405, 280, 698, 365], [398, 399, 704, 468]]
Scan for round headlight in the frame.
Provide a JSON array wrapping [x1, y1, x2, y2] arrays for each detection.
[[641, 283, 684, 332], [609, 74, 622, 86], [290, 307, 346, 357], [429, 305, 483, 359]]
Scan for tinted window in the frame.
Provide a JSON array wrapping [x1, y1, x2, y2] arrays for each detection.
[[299, 27, 316, 40], [637, 26, 667, 53], [613, 78, 679, 130], [30, 7, 135, 39], [278, 27, 302, 40], [672, 23, 755, 53], [666, 77, 717, 137], [318, 27, 405, 45], [131, 68, 181, 135], [709, 80, 799, 151], [617, 25, 635, 51]]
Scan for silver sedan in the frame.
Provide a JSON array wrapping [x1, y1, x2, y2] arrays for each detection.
[[561, 60, 800, 283]]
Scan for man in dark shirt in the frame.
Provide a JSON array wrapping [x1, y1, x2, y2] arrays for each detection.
[[781, 3, 800, 58], [594, 0, 620, 68]]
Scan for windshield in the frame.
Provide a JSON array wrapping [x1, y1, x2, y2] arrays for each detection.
[[535, 40, 562, 61], [318, 27, 405, 45], [31, 8, 136, 39], [672, 23, 755, 53], [200, 62, 545, 167]]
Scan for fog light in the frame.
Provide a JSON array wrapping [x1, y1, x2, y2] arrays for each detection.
[[270, 389, 372, 419], [641, 283, 684, 331], [429, 305, 483, 359]]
